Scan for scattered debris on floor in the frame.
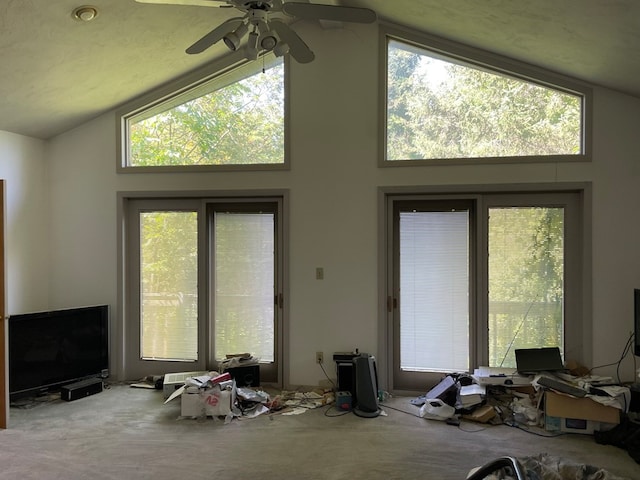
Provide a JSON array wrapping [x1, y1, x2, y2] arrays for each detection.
[[155, 370, 336, 422], [409, 364, 632, 442], [468, 453, 630, 480]]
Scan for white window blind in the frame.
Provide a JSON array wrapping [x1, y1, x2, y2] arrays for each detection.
[[140, 211, 198, 361], [214, 212, 275, 362], [399, 210, 469, 372]]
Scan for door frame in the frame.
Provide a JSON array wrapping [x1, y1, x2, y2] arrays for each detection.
[[1, 180, 7, 428], [378, 182, 592, 395]]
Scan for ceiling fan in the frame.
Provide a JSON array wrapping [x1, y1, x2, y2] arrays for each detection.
[[135, 0, 377, 63]]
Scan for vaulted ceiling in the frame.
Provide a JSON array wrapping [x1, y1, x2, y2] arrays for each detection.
[[1, 0, 638, 139]]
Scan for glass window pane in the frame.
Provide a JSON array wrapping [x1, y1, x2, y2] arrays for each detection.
[[488, 207, 564, 368], [129, 61, 284, 167], [214, 212, 275, 362], [386, 39, 582, 161], [140, 211, 198, 361], [399, 210, 469, 372]]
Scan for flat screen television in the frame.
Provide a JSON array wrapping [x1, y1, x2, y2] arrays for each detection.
[[8, 305, 109, 400]]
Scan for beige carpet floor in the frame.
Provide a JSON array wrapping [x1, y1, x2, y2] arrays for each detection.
[[1, 383, 638, 479]]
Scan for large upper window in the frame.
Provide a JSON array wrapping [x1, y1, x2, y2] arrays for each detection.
[[119, 55, 286, 171], [383, 31, 590, 164]]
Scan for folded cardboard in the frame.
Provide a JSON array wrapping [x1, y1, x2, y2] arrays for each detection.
[[164, 378, 237, 418], [545, 391, 620, 426], [462, 404, 496, 423]]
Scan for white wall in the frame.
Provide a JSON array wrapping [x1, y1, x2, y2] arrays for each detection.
[[590, 88, 640, 380], [0, 131, 49, 314], [44, 23, 640, 387]]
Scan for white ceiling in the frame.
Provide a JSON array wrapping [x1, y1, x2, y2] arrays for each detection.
[[1, 0, 639, 140]]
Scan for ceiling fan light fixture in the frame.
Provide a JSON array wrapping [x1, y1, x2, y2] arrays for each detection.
[[223, 22, 249, 51], [260, 34, 277, 51], [273, 40, 289, 58], [245, 31, 260, 60]]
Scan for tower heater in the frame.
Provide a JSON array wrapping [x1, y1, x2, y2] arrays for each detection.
[[352, 353, 381, 418]]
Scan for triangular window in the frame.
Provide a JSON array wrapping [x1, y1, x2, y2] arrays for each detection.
[[122, 56, 285, 169], [385, 37, 586, 162]]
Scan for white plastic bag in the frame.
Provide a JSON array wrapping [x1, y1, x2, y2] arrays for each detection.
[[419, 398, 455, 421]]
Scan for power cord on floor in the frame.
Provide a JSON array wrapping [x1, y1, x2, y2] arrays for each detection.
[[381, 402, 493, 432], [317, 361, 336, 389], [503, 419, 565, 438], [323, 404, 352, 417], [380, 402, 419, 417]]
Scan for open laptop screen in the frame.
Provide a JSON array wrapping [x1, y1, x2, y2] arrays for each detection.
[[514, 347, 564, 374]]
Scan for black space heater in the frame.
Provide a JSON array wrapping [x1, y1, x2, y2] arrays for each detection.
[[352, 353, 381, 418]]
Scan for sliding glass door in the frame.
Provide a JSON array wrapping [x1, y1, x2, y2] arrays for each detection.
[[125, 197, 284, 385]]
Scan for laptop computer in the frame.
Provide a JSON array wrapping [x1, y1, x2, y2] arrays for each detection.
[[514, 347, 565, 375]]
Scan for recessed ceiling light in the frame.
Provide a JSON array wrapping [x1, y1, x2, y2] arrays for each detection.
[[72, 6, 98, 22]]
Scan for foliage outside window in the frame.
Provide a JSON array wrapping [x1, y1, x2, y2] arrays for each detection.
[[125, 58, 284, 168], [140, 210, 198, 361], [488, 207, 564, 368], [386, 38, 584, 162]]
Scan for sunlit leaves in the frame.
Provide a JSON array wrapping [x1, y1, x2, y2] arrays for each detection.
[[140, 211, 198, 360], [488, 207, 564, 367], [130, 63, 284, 167], [387, 41, 582, 160]]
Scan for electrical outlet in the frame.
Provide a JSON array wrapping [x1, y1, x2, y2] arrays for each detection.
[[316, 351, 324, 364]]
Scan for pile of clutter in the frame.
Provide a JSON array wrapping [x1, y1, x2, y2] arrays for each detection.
[[411, 368, 631, 436], [411, 373, 498, 425], [163, 370, 334, 422]]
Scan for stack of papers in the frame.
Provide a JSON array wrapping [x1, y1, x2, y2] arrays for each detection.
[[459, 384, 486, 408]]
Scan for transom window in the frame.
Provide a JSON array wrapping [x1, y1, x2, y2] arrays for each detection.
[[118, 55, 286, 171], [383, 31, 590, 164]]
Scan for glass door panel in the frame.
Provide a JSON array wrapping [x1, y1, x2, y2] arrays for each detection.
[[140, 211, 199, 361], [392, 200, 472, 390], [488, 207, 564, 368], [213, 211, 275, 362]]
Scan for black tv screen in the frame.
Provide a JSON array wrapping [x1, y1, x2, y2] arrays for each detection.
[[8, 305, 109, 399]]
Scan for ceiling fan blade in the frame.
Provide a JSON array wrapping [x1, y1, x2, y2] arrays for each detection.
[[135, 0, 229, 6], [269, 19, 315, 64], [281, 2, 376, 23], [186, 17, 245, 54]]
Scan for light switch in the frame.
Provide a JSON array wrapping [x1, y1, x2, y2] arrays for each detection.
[[316, 267, 324, 280]]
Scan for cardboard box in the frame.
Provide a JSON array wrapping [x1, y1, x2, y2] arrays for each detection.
[[180, 384, 236, 417], [544, 391, 620, 432], [462, 404, 496, 423]]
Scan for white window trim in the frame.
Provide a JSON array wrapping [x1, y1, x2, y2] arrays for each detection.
[[115, 50, 290, 173], [378, 22, 593, 167]]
